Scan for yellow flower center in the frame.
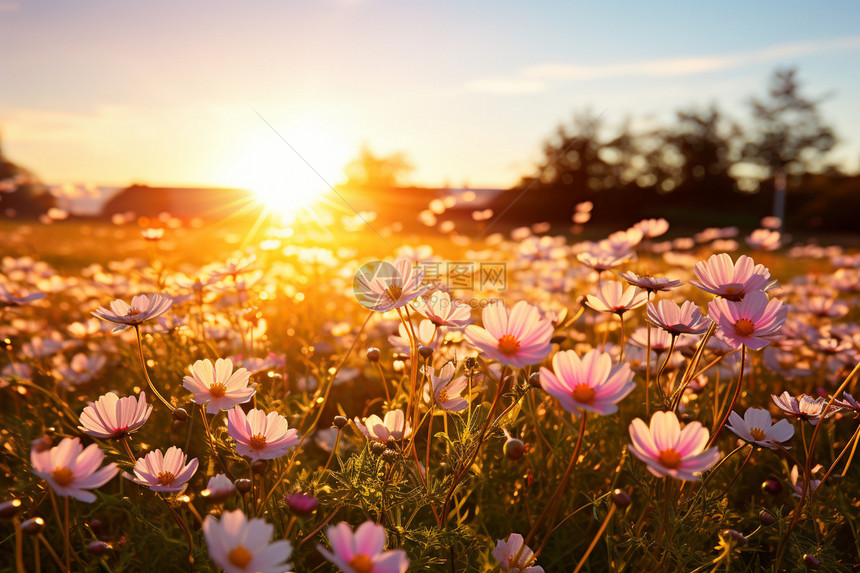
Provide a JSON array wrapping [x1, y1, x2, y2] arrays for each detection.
[[384, 285, 403, 303], [750, 427, 767, 441], [497, 334, 521, 356], [349, 554, 374, 573], [126, 307, 142, 316], [209, 383, 227, 399], [249, 434, 267, 450], [52, 467, 74, 487], [733, 318, 755, 337], [228, 545, 254, 568], [157, 471, 175, 487], [572, 383, 596, 404], [658, 449, 682, 469]]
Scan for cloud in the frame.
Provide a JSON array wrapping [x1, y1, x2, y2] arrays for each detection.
[[0, 1, 19, 13], [468, 36, 860, 94]]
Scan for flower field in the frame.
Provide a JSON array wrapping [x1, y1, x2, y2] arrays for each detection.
[[1, 217, 859, 572]]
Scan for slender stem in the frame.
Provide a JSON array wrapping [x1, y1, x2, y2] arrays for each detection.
[[297, 504, 344, 547], [655, 337, 678, 407], [375, 362, 391, 404], [161, 495, 194, 572], [645, 321, 652, 416], [722, 445, 754, 495], [63, 497, 70, 572], [526, 412, 588, 548], [618, 314, 626, 362], [572, 504, 617, 573], [13, 517, 24, 573], [134, 325, 174, 411], [37, 534, 66, 572], [122, 436, 137, 464], [199, 405, 234, 480], [707, 346, 746, 448], [841, 423, 860, 477], [818, 424, 860, 485]]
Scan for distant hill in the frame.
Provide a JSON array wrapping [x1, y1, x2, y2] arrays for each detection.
[[101, 185, 263, 220]]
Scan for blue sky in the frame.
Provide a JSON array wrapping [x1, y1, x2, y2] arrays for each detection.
[[1, 0, 859, 191]]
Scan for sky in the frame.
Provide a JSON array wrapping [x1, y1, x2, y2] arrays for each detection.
[[2, 0, 860, 194]]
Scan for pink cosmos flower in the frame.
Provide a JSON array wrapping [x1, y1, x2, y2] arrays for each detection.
[[318, 521, 409, 573], [464, 301, 553, 369], [632, 217, 669, 239], [690, 254, 772, 301], [492, 533, 544, 573], [203, 474, 236, 501], [577, 248, 632, 272], [78, 391, 153, 439], [388, 320, 437, 356], [586, 282, 647, 316], [707, 290, 787, 350], [746, 228, 781, 251], [183, 358, 256, 414], [354, 257, 428, 312], [539, 349, 635, 415], [772, 392, 834, 425], [354, 410, 413, 443], [31, 437, 118, 503], [618, 271, 682, 293], [628, 411, 721, 481], [91, 293, 173, 332], [790, 464, 823, 497], [129, 446, 198, 492], [726, 407, 794, 449], [646, 300, 711, 336], [0, 284, 46, 307], [429, 363, 469, 412], [227, 406, 301, 461], [203, 509, 292, 573], [412, 291, 472, 328]]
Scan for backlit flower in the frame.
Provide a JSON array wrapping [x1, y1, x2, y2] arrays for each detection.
[[78, 391, 152, 439], [726, 407, 794, 449], [585, 281, 647, 316], [690, 254, 772, 301], [318, 521, 409, 573], [429, 363, 469, 412], [354, 257, 428, 312], [540, 349, 634, 415], [646, 300, 710, 336], [354, 410, 413, 443], [772, 392, 834, 425], [91, 293, 173, 332], [227, 406, 301, 461], [31, 437, 118, 503], [618, 272, 682, 293], [492, 533, 544, 573], [464, 301, 553, 369], [412, 291, 472, 328], [708, 290, 787, 350], [203, 509, 292, 573], [129, 446, 198, 492], [203, 474, 236, 501], [183, 358, 256, 414], [628, 411, 720, 481]]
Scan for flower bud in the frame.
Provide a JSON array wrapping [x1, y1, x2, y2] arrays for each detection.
[[333, 416, 348, 429], [761, 477, 783, 495], [172, 408, 189, 422], [720, 528, 746, 547], [503, 437, 526, 460], [250, 460, 268, 474], [758, 509, 776, 526], [803, 554, 820, 570], [611, 489, 631, 509], [463, 356, 478, 371], [235, 479, 252, 494], [285, 492, 319, 516], [0, 499, 22, 519], [418, 345, 434, 359], [87, 541, 111, 556], [528, 372, 541, 388], [370, 442, 387, 456], [366, 347, 380, 362], [21, 517, 45, 535]]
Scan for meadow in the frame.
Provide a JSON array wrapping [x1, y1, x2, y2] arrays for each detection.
[[1, 214, 859, 572]]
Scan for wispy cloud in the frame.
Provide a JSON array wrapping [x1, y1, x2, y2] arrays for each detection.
[[467, 36, 860, 94]]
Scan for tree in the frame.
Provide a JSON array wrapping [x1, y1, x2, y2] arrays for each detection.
[[342, 145, 413, 188], [0, 132, 55, 217], [744, 68, 836, 177]]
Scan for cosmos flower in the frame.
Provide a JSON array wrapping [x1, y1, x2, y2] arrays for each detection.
[[318, 521, 409, 573], [628, 411, 721, 481], [632, 217, 669, 239], [746, 228, 781, 251], [539, 349, 635, 415], [618, 271, 682, 293], [227, 406, 301, 461], [429, 363, 469, 412], [203, 509, 292, 573], [772, 392, 835, 425], [577, 248, 633, 272], [585, 282, 647, 316], [464, 301, 553, 369], [183, 358, 256, 414], [128, 446, 198, 493], [726, 407, 794, 449], [31, 437, 118, 503], [388, 320, 438, 356], [411, 291, 472, 328], [203, 474, 236, 501], [0, 284, 46, 307], [833, 393, 860, 416], [91, 293, 173, 332], [690, 254, 772, 301], [646, 300, 711, 336], [354, 257, 428, 312], [354, 410, 413, 443], [55, 353, 108, 387], [707, 290, 787, 350], [790, 464, 823, 498], [78, 391, 152, 439], [492, 533, 544, 573]]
